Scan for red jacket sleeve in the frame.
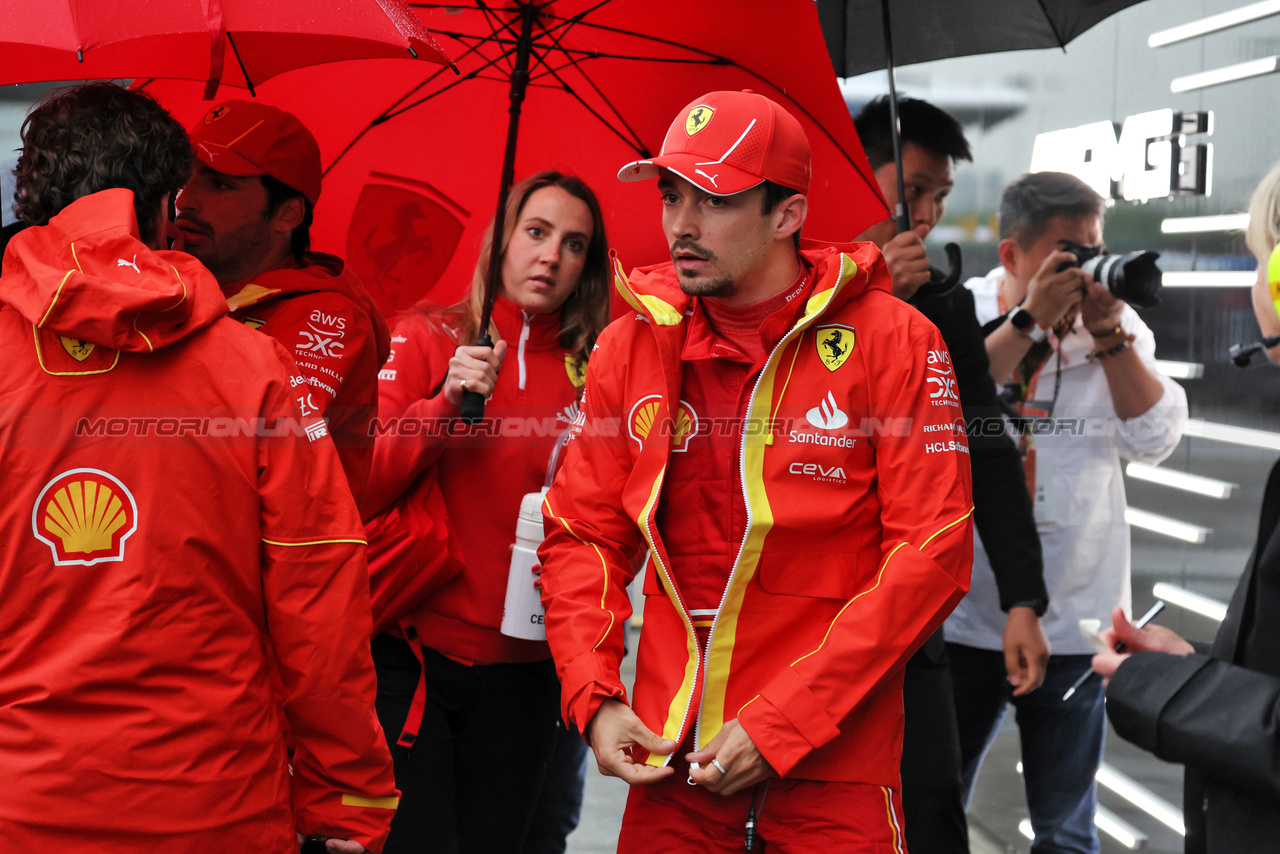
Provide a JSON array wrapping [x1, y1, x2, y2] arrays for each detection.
[[361, 316, 458, 519], [739, 310, 974, 776], [256, 348, 399, 851], [538, 330, 645, 732]]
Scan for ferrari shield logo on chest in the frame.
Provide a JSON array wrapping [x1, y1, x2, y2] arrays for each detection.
[[815, 324, 855, 371], [60, 336, 95, 362], [685, 105, 714, 136], [565, 354, 587, 388]]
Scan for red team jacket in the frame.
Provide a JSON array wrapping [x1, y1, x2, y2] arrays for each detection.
[[221, 254, 391, 503], [538, 243, 974, 785], [0, 190, 398, 852], [365, 296, 589, 663]]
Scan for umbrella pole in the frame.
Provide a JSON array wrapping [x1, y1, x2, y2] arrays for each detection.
[[460, 0, 538, 424], [880, 0, 910, 235]]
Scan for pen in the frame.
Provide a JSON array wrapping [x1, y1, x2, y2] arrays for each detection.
[[1062, 600, 1166, 701]]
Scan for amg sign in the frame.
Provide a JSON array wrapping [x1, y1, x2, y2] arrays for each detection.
[[1029, 109, 1212, 202]]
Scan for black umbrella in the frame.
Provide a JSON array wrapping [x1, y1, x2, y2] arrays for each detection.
[[816, 0, 1149, 288]]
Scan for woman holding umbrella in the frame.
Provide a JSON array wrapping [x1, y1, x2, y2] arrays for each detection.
[[361, 169, 611, 853]]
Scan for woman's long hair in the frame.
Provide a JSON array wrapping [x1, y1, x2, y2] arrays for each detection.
[[1247, 160, 1280, 265], [439, 170, 610, 363]]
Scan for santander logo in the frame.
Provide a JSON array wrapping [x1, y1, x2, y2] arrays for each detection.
[[806, 391, 849, 431]]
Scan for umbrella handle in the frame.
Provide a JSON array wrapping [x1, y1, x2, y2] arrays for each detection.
[[936, 242, 962, 290], [458, 333, 494, 424], [917, 243, 965, 299]]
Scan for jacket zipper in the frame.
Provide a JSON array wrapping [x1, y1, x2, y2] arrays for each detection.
[[518, 311, 532, 390], [642, 468, 701, 767], [693, 289, 836, 752]]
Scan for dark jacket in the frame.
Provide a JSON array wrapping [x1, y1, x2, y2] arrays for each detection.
[[1107, 458, 1280, 853], [912, 281, 1048, 624]]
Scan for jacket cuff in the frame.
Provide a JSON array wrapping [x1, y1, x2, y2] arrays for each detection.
[[1106, 652, 1212, 753], [739, 667, 842, 778], [405, 390, 458, 423], [561, 654, 627, 733], [294, 790, 399, 854]]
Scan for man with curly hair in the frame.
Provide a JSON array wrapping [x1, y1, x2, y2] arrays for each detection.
[[0, 82, 398, 853], [175, 100, 390, 505]]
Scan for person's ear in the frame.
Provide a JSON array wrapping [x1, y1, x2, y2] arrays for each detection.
[[997, 237, 1019, 278], [270, 196, 306, 235], [776, 194, 808, 242], [145, 194, 171, 251]]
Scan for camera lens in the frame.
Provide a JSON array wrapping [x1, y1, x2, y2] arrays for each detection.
[[1081, 250, 1162, 308]]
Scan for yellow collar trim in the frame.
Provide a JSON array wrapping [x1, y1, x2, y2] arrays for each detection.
[[226, 283, 282, 310], [612, 256, 683, 327]]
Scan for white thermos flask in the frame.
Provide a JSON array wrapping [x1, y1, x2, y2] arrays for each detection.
[[499, 487, 550, 640]]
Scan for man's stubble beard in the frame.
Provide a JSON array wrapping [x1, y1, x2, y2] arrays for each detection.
[[191, 216, 277, 285], [677, 270, 734, 298]]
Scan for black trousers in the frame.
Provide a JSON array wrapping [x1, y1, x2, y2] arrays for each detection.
[[372, 634, 562, 854], [900, 629, 970, 854]]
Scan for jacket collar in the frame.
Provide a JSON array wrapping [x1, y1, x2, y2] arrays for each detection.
[[489, 293, 564, 351], [612, 240, 880, 334]]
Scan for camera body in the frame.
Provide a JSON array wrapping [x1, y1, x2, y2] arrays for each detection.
[[1059, 239, 1163, 308]]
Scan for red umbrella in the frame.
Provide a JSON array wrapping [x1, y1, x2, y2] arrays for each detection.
[[0, 0, 454, 98], [143, 0, 887, 317]]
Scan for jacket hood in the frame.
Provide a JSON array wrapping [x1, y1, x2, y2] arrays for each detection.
[[0, 189, 227, 352], [613, 239, 888, 329], [227, 252, 392, 366]]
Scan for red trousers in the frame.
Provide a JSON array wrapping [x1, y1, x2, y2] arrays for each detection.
[[618, 770, 909, 853]]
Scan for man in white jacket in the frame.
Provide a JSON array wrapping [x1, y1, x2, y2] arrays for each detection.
[[944, 171, 1187, 854]]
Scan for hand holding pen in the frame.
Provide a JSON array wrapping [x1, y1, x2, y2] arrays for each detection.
[[1065, 601, 1168, 701], [1079, 601, 1198, 699]]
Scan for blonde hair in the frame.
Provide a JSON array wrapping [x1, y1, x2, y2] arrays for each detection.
[[1246, 161, 1280, 265], [434, 170, 610, 364]]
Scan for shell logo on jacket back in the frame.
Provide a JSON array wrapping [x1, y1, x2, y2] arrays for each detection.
[[32, 468, 138, 566], [815, 325, 854, 371], [628, 394, 699, 452]]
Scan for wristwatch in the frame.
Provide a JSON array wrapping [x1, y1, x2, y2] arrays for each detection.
[[1007, 306, 1047, 343]]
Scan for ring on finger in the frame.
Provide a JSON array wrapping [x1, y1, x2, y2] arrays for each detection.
[[710, 759, 727, 775], [460, 379, 468, 390]]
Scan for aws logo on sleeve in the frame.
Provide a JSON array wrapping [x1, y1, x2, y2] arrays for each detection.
[[32, 468, 138, 566], [628, 394, 699, 452]]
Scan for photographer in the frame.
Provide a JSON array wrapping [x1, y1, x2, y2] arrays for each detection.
[[945, 171, 1187, 854]]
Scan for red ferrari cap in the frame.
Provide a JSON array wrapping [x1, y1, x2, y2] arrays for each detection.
[[619, 90, 811, 196], [189, 100, 322, 206]]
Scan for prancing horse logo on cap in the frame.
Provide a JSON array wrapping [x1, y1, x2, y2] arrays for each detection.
[[204, 104, 231, 125], [685, 105, 714, 136]]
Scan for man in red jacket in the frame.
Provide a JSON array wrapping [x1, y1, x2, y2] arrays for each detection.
[[175, 100, 390, 504], [0, 82, 396, 853], [538, 89, 974, 850]]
